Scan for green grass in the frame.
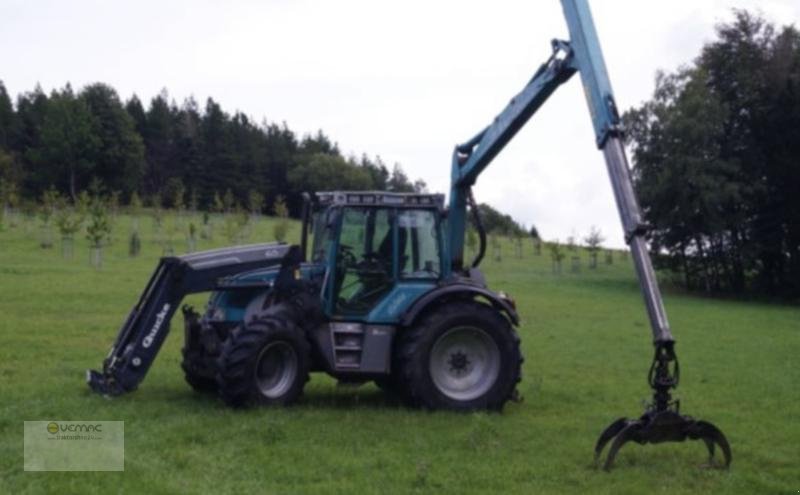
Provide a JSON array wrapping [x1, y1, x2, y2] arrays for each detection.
[[1, 213, 798, 494]]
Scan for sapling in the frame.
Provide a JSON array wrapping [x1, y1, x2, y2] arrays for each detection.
[[272, 195, 290, 243], [38, 187, 59, 248], [86, 193, 112, 268], [549, 240, 565, 274], [584, 226, 605, 269], [55, 196, 86, 259]]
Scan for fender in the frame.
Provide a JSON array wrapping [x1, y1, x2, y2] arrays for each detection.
[[400, 284, 519, 327]]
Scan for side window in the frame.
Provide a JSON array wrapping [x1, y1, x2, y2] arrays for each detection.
[[339, 209, 367, 259], [398, 209, 440, 279], [311, 211, 332, 263]]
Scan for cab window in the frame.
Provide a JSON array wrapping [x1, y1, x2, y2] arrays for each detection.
[[397, 209, 440, 279], [311, 211, 333, 263]]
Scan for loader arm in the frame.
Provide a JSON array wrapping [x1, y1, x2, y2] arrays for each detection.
[[446, 0, 730, 469], [87, 243, 292, 395]]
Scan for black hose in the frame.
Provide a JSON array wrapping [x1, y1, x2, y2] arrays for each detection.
[[467, 188, 487, 268]]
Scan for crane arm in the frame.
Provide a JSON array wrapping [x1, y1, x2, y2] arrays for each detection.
[[447, 0, 671, 344], [447, 40, 576, 271], [446, 0, 730, 469]]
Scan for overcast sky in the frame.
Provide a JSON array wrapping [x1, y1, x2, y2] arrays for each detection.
[[2, 0, 799, 246]]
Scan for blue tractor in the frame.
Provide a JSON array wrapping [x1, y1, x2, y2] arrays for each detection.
[[88, 0, 731, 469]]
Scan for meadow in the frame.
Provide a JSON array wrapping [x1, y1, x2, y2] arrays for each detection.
[[0, 212, 798, 494]]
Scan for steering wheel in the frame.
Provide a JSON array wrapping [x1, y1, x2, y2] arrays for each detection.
[[337, 244, 358, 267]]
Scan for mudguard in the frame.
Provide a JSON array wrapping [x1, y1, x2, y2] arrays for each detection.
[[400, 283, 519, 327]]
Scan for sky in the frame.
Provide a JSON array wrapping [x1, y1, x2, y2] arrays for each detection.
[[1, 0, 799, 247]]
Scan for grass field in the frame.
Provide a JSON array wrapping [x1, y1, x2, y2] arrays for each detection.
[[1, 212, 798, 494]]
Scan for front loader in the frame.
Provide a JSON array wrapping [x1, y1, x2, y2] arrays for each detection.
[[88, 0, 730, 470]]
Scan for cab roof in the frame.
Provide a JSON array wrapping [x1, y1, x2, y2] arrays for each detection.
[[315, 191, 445, 210]]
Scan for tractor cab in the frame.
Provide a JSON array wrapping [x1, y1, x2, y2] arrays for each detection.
[[302, 191, 447, 320]]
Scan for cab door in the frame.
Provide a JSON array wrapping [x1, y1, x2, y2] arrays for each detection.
[[330, 207, 396, 318]]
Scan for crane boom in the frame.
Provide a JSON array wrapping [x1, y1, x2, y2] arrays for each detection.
[[447, 0, 730, 469]]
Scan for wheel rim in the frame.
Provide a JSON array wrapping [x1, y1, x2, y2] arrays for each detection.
[[254, 341, 298, 399], [429, 326, 500, 401]]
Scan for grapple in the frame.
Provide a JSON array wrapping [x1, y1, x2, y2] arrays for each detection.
[[594, 341, 731, 470]]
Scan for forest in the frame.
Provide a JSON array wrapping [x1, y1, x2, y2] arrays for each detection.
[[0, 82, 432, 217], [0, 79, 531, 238]]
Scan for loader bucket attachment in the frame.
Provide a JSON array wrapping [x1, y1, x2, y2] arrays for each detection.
[[87, 243, 292, 396]]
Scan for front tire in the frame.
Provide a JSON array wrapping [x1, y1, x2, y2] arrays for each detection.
[[216, 314, 310, 407], [399, 301, 522, 411], [181, 350, 218, 393], [181, 312, 219, 393]]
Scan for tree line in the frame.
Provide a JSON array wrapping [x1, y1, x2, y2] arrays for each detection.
[[0, 82, 427, 217], [0, 80, 536, 237], [626, 11, 800, 297]]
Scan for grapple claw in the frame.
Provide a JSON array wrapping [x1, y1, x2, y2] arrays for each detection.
[[594, 417, 629, 464], [594, 341, 731, 470], [701, 437, 715, 464], [594, 410, 732, 470], [602, 420, 642, 471], [687, 420, 732, 468]]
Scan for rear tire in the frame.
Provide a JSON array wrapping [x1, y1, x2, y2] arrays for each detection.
[[216, 314, 310, 407], [399, 301, 522, 411]]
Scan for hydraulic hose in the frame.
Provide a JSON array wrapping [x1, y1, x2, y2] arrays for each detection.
[[467, 188, 487, 268]]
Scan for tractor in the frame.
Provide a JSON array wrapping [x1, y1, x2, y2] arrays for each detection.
[[88, 0, 731, 469]]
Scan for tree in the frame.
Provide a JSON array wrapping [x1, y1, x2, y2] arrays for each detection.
[[288, 153, 373, 193], [625, 10, 800, 295], [36, 86, 98, 200], [163, 177, 186, 210], [0, 81, 15, 149], [0, 149, 21, 222], [55, 194, 86, 258], [80, 84, 145, 197], [549, 240, 565, 274], [13, 85, 49, 190], [248, 190, 264, 216], [472, 203, 525, 236], [222, 188, 235, 213], [272, 195, 290, 242], [86, 189, 112, 268], [465, 227, 478, 257], [39, 187, 60, 248], [129, 191, 143, 230], [584, 226, 605, 269], [212, 191, 225, 213], [387, 163, 415, 192]]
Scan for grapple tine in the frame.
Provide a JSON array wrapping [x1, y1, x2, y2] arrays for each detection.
[[701, 437, 715, 464], [594, 417, 629, 464], [690, 420, 732, 468], [603, 421, 642, 471]]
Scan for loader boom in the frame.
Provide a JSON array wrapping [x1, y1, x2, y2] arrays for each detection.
[[87, 243, 291, 395]]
